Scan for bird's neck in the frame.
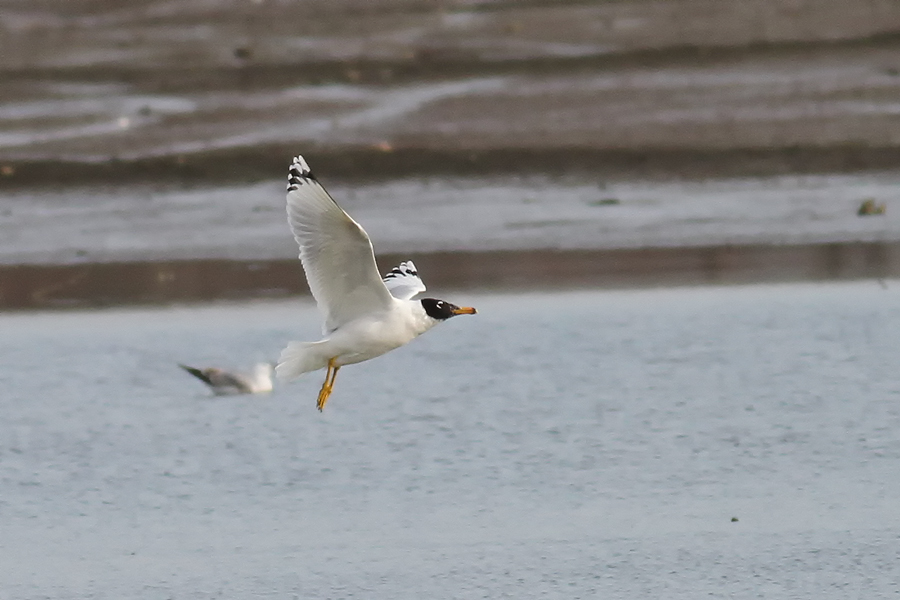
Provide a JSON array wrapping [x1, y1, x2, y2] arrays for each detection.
[[407, 300, 440, 336]]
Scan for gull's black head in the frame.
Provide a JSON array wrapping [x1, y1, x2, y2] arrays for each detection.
[[420, 298, 477, 321]]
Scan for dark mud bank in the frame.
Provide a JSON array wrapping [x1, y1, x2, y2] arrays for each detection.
[[2, 241, 897, 311], [8, 145, 900, 190]]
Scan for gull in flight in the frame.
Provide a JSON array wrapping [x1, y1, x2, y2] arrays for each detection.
[[178, 362, 274, 395], [276, 155, 477, 411]]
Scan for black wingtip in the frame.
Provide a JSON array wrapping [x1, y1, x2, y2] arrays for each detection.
[[179, 364, 212, 385], [287, 155, 316, 192]]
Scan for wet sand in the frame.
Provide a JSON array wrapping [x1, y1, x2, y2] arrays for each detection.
[[4, 0, 900, 185], [4, 1, 900, 307], [3, 164, 900, 310]]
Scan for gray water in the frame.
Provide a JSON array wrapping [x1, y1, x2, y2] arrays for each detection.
[[2, 282, 899, 598], [4, 172, 899, 265]]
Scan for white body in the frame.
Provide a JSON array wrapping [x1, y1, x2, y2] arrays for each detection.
[[275, 156, 438, 382], [240, 363, 275, 393], [278, 299, 437, 379]]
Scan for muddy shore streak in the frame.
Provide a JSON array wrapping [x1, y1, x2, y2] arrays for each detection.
[[2, 242, 897, 311]]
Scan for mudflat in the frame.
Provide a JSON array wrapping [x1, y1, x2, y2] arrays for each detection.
[[3, 0, 900, 184], [4, 1, 900, 308]]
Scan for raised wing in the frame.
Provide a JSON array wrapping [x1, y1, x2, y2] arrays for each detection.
[[383, 260, 427, 300], [286, 155, 394, 333]]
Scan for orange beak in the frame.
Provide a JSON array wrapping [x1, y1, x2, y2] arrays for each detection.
[[451, 306, 477, 315]]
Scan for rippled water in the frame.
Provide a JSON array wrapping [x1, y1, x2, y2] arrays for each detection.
[[2, 282, 899, 598]]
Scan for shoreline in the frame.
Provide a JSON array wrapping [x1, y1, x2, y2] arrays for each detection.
[[2, 241, 896, 311]]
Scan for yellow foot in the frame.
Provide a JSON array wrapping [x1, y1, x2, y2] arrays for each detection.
[[316, 384, 333, 412], [316, 359, 340, 412]]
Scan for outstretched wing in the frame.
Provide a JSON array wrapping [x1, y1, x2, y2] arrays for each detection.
[[383, 260, 427, 300], [286, 155, 394, 333]]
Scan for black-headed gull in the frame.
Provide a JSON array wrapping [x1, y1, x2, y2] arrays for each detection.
[[276, 155, 477, 411]]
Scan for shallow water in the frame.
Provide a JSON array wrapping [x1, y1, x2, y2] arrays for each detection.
[[3, 172, 898, 265], [2, 282, 900, 598]]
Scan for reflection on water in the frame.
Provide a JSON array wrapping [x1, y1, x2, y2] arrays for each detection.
[[1, 283, 899, 597]]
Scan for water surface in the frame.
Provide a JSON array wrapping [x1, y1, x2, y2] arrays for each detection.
[[2, 282, 899, 598]]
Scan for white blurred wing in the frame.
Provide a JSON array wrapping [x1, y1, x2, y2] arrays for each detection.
[[286, 156, 394, 333], [383, 260, 427, 300]]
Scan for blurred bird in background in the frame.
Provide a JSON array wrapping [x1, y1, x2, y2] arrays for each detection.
[[178, 362, 274, 395]]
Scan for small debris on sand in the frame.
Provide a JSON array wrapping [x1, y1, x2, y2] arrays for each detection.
[[588, 198, 621, 206], [858, 198, 886, 216]]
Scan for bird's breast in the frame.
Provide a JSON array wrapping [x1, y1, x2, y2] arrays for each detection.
[[328, 304, 429, 366]]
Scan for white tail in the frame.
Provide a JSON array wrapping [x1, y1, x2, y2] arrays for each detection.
[[276, 341, 329, 381]]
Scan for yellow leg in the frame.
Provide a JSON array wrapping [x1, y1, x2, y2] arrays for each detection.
[[316, 358, 341, 412]]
